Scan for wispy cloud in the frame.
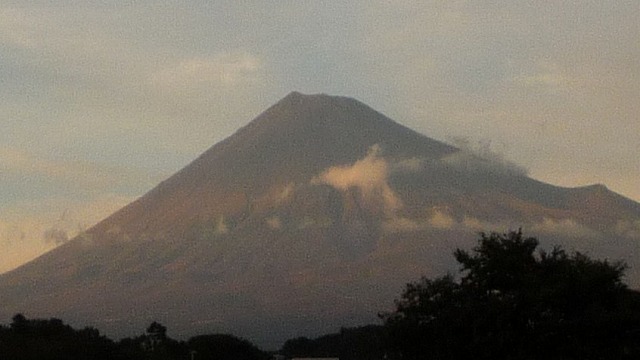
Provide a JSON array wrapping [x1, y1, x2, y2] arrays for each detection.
[[0, 145, 163, 194], [151, 52, 263, 90], [0, 4, 270, 165], [0, 193, 133, 274], [42, 228, 69, 245], [615, 219, 640, 240], [512, 62, 574, 94], [529, 218, 600, 240], [443, 137, 529, 177], [353, 1, 639, 201], [0, 218, 57, 274], [312, 145, 402, 215], [383, 207, 605, 243]]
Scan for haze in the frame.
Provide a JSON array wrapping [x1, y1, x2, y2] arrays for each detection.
[[1, 1, 638, 273]]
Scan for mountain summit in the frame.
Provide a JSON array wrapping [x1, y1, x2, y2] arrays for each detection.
[[1, 93, 639, 347]]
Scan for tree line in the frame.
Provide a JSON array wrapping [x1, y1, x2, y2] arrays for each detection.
[[2, 230, 640, 359], [0, 315, 269, 360]]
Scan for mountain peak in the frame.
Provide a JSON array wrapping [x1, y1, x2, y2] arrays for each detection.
[[1, 92, 639, 348], [282, 90, 313, 99], [282, 90, 335, 100], [198, 91, 453, 164], [212, 92, 455, 176], [267, 91, 360, 119]]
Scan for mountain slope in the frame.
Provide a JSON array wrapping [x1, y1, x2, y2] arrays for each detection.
[[1, 92, 639, 347]]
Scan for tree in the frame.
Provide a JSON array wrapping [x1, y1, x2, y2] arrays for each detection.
[[117, 321, 187, 360], [382, 230, 640, 360], [0, 314, 121, 360], [146, 321, 168, 350]]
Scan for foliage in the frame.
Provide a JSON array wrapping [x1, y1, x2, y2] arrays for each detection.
[[0, 314, 121, 360], [381, 230, 640, 359], [0, 317, 267, 360], [3, 230, 639, 359], [116, 321, 188, 360]]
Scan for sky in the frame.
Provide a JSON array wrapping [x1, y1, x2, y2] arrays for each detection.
[[1, 1, 638, 273]]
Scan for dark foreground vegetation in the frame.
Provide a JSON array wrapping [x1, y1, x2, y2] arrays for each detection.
[[2, 231, 640, 359], [382, 230, 640, 359], [0, 316, 269, 360]]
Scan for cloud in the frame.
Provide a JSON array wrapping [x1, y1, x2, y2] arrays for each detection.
[[2, 1, 637, 203], [383, 206, 457, 233], [383, 217, 422, 233], [0, 146, 164, 198], [443, 137, 529, 177], [382, 211, 507, 234], [0, 215, 58, 273], [352, 2, 639, 202], [428, 209, 456, 230], [0, 193, 133, 274], [0, 4, 271, 171], [615, 219, 640, 240], [312, 145, 402, 215], [529, 218, 600, 240], [0, 1, 638, 272], [42, 228, 69, 245], [214, 215, 229, 235], [151, 52, 263, 90], [266, 216, 282, 230], [512, 62, 574, 94], [459, 216, 587, 238], [384, 210, 598, 237]]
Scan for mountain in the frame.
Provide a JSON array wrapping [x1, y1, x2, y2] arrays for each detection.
[[1, 92, 639, 348]]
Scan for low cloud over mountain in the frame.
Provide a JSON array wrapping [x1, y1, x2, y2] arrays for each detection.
[[0, 93, 638, 348]]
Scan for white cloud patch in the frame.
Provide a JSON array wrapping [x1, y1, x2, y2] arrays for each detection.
[[428, 209, 456, 230], [214, 215, 229, 235], [512, 62, 574, 94], [383, 212, 510, 234], [615, 219, 640, 240], [460, 216, 514, 233], [529, 218, 600, 239], [151, 52, 263, 91], [383, 217, 422, 233], [266, 216, 282, 230], [383, 210, 458, 233], [312, 145, 402, 215], [443, 137, 529, 177], [275, 183, 295, 204]]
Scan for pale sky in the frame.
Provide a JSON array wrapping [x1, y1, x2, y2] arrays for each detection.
[[1, 1, 638, 273]]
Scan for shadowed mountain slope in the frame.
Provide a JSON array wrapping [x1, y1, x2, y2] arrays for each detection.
[[1, 92, 639, 348]]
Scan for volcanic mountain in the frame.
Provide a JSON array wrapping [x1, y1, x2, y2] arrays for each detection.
[[1, 92, 639, 347]]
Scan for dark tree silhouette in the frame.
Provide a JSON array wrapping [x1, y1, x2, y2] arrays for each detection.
[[382, 230, 640, 360], [117, 321, 188, 360], [0, 314, 121, 360]]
